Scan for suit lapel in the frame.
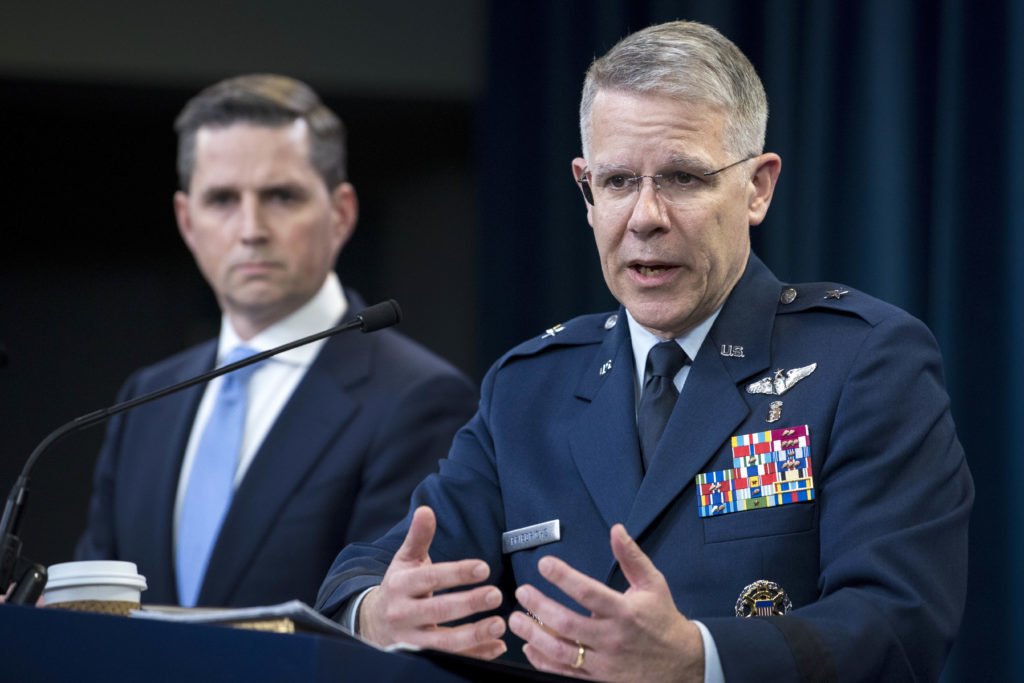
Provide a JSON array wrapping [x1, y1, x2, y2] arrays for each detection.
[[198, 323, 370, 605], [568, 314, 644, 528], [146, 344, 214, 602], [624, 254, 782, 540]]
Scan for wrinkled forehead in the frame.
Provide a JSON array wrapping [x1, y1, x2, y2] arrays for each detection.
[[585, 90, 731, 168]]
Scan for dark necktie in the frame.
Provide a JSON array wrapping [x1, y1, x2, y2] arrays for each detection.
[[637, 341, 689, 471]]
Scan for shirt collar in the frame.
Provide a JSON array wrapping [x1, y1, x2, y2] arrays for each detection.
[[625, 306, 721, 388], [218, 271, 348, 367]]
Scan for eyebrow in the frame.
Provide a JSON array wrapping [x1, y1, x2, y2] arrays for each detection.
[[198, 185, 238, 200], [663, 153, 716, 171], [588, 153, 715, 176], [587, 162, 637, 176]]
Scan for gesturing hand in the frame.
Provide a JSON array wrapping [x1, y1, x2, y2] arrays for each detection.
[[508, 524, 704, 682], [358, 506, 507, 659]]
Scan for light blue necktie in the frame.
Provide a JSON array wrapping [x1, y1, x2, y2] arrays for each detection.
[[176, 346, 261, 607]]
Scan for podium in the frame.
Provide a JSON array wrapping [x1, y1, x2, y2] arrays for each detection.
[[0, 603, 570, 682]]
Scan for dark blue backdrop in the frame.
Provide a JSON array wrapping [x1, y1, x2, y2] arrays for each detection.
[[479, 2, 1021, 679]]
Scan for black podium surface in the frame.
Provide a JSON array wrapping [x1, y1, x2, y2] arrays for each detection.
[[0, 603, 571, 682]]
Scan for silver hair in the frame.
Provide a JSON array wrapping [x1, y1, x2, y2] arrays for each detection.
[[579, 21, 768, 160]]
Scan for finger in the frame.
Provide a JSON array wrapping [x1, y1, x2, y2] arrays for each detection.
[[394, 558, 491, 597], [459, 639, 509, 661], [510, 609, 580, 658], [508, 608, 572, 645], [513, 584, 602, 646], [393, 506, 436, 564], [535, 555, 624, 618], [609, 524, 662, 591], [418, 615, 507, 656], [522, 643, 595, 680], [413, 584, 503, 626]]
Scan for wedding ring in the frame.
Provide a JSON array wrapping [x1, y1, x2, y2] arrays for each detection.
[[572, 643, 586, 669]]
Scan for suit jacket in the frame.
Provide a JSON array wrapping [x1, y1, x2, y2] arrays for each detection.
[[76, 292, 477, 608], [317, 255, 972, 682]]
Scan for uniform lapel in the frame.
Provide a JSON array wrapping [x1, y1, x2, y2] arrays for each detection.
[[197, 327, 370, 605], [624, 254, 781, 540], [568, 313, 645, 528]]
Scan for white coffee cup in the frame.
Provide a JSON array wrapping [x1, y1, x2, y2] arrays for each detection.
[[43, 560, 147, 615]]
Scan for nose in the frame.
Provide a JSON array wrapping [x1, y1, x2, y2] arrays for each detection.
[[626, 177, 668, 236], [238, 193, 269, 244]]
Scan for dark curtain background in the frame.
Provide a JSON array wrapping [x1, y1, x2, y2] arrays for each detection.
[[479, 1, 1021, 680]]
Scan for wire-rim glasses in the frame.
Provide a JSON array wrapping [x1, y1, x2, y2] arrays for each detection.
[[576, 154, 758, 207]]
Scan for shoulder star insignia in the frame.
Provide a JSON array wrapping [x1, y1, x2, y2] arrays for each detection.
[[746, 363, 818, 396], [824, 289, 849, 300]]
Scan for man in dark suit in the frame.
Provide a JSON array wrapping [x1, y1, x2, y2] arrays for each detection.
[[316, 22, 973, 682], [75, 75, 477, 608]]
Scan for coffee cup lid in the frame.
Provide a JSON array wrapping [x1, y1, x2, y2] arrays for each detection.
[[45, 560, 147, 592]]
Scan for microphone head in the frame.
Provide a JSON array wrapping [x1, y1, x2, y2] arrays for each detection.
[[358, 300, 402, 332]]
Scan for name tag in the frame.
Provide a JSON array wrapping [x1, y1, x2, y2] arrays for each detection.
[[501, 519, 561, 554]]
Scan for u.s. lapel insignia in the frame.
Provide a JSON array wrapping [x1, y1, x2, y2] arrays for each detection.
[[766, 400, 783, 423], [746, 363, 817, 396], [541, 323, 565, 339], [598, 359, 613, 376], [604, 314, 618, 330], [720, 344, 745, 358], [824, 289, 849, 300], [735, 579, 792, 617]]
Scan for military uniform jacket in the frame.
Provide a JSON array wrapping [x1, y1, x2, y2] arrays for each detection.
[[317, 255, 973, 682]]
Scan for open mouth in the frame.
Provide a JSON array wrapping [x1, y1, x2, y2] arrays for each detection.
[[632, 264, 676, 276]]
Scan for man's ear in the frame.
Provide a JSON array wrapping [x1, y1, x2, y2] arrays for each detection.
[[747, 153, 782, 227], [174, 191, 197, 252], [330, 182, 359, 250], [571, 157, 595, 227]]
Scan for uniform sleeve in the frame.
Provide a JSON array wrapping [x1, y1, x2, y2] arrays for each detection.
[[316, 363, 509, 619], [702, 312, 973, 682]]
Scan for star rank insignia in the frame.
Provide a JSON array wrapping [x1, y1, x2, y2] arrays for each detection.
[[824, 289, 850, 300]]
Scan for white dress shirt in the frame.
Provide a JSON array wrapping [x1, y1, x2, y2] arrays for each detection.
[[173, 272, 348, 549]]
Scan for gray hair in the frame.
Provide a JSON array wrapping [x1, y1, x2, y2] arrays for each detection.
[[580, 21, 767, 160], [174, 74, 347, 191]]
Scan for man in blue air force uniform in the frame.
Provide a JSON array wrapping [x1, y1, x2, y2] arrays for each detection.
[[316, 22, 972, 682]]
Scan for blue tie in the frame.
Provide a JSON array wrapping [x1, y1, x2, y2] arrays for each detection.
[[637, 341, 689, 471], [176, 346, 261, 606]]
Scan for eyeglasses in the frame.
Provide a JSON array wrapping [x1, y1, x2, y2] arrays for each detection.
[[576, 155, 757, 207]]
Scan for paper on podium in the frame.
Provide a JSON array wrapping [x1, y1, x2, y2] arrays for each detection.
[[130, 599, 353, 637], [131, 602, 577, 680]]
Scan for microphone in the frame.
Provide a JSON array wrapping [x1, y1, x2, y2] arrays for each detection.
[[0, 299, 402, 604]]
